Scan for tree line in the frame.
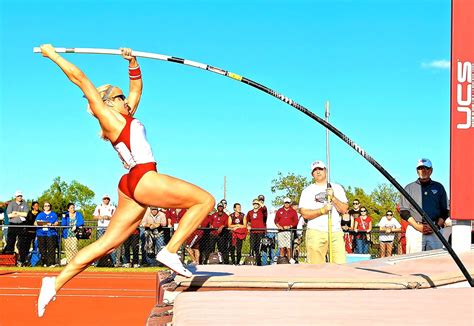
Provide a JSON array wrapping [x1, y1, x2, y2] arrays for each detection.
[[5, 172, 400, 225]]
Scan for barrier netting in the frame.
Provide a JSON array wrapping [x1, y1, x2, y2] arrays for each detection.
[[0, 225, 401, 267]]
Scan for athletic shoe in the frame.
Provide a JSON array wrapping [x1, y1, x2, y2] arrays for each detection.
[[156, 248, 192, 278], [133, 264, 140, 268], [289, 258, 296, 264], [122, 263, 131, 268], [37, 276, 56, 317]]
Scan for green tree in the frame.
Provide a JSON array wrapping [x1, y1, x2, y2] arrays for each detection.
[[370, 183, 399, 223], [38, 177, 95, 219], [271, 172, 311, 207]]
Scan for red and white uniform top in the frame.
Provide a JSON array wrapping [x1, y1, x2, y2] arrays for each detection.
[[111, 114, 156, 170]]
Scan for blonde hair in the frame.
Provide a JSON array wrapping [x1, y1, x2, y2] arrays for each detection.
[[86, 84, 115, 140], [86, 84, 116, 116]]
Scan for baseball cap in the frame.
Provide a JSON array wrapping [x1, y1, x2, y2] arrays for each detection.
[[102, 194, 111, 199], [416, 158, 432, 169], [252, 199, 261, 206], [258, 195, 265, 201], [217, 202, 224, 208], [150, 207, 159, 210], [311, 160, 326, 172], [284, 197, 291, 203], [14, 190, 23, 197]]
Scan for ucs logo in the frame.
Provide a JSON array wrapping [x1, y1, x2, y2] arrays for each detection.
[[456, 61, 473, 129]]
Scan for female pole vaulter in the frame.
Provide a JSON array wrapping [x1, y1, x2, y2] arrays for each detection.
[[37, 44, 215, 317]]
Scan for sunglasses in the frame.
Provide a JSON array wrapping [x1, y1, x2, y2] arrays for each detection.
[[387, 213, 393, 216], [417, 166, 431, 171], [353, 202, 359, 205], [113, 94, 126, 101], [360, 210, 367, 212]]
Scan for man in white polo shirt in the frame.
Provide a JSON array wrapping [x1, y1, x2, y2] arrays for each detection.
[[93, 194, 116, 239], [299, 161, 349, 264]]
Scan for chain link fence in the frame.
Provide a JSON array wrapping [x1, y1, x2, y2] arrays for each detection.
[[0, 224, 402, 267]]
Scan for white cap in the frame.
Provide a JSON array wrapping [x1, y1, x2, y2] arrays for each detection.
[[283, 197, 291, 203], [14, 190, 23, 197], [311, 160, 326, 172], [102, 194, 111, 199], [416, 158, 432, 169]]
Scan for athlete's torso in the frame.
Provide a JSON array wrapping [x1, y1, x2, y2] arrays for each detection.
[[111, 114, 155, 169]]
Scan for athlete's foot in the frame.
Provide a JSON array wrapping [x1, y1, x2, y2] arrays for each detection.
[[156, 248, 192, 278], [37, 276, 57, 317]]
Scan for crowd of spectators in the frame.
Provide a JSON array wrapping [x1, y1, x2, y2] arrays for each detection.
[[2, 158, 452, 269], [0, 191, 303, 267]]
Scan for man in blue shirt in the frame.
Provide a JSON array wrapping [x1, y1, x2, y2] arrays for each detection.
[[399, 159, 449, 252]]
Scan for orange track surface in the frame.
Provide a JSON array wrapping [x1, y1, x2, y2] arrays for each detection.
[[0, 270, 156, 326]]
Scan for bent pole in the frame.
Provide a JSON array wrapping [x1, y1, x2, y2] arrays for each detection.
[[325, 101, 333, 263], [33, 47, 473, 286]]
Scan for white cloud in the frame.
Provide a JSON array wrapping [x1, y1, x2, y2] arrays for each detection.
[[421, 60, 450, 69]]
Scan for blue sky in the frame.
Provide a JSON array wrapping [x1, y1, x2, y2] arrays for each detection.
[[0, 0, 451, 212]]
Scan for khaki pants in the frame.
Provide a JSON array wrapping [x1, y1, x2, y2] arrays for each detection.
[[306, 229, 346, 264], [406, 225, 422, 254], [64, 237, 78, 263]]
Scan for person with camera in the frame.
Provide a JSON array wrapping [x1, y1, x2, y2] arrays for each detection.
[[61, 203, 85, 264], [3, 191, 29, 259], [246, 198, 267, 266], [35, 202, 59, 267]]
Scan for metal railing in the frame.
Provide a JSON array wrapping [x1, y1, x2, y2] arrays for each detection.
[[0, 224, 406, 267]]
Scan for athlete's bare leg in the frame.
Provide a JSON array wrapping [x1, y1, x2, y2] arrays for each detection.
[[133, 172, 215, 253], [54, 191, 146, 291]]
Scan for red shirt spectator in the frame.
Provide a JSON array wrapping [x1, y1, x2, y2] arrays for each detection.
[[257, 195, 268, 223], [229, 212, 245, 226], [209, 211, 229, 235], [246, 207, 266, 234], [166, 208, 187, 226], [275, 206, 298, 228]]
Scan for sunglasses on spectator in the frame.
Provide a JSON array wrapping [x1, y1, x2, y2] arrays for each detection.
[[353, 202, 359, 205], [360, 210, 367, 212], [417, 166, 431, 171], [387, 213, 393, 216]]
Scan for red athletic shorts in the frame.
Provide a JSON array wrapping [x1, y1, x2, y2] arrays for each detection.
[[118, 162, 157, 201]]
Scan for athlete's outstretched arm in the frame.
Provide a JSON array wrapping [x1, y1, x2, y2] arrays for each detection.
[[40, 44, 118, 133], [121, 48, 142, 116], [40, 45, 104, 114]]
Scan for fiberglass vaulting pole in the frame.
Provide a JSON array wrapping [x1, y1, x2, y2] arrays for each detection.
[[325, 101, 333, 263], [33, 47, 473, 286]]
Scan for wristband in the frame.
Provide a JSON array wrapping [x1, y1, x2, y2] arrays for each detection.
[[129, 65, 142, 80], [320, 208, 325, 215]]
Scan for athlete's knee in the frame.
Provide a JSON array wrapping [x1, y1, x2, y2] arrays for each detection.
[[202, 194, 215, 211]]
